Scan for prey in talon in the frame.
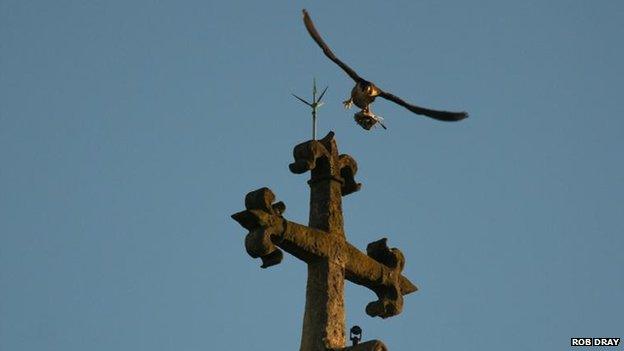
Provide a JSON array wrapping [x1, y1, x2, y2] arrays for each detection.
[[354, 110, 386, 130], [302, 9, 468, 131]]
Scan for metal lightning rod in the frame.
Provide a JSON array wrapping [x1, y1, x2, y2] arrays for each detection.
[[292, 78, 328, 140]]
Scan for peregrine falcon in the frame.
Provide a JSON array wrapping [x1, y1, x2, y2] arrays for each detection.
[[302, 10, 468, 130]]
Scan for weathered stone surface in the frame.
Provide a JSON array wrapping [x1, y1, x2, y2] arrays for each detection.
[[231, 132, 417, 350], [339, 340, 388, 351], [231, 187, 286, 269], [290, 132, 361, 198], [291, 132, 348, 351]]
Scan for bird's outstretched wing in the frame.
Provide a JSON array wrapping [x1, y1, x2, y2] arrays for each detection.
[[302, 10, 364, 84], [303, 9, 468, 122], [378, 89, 469, 122]]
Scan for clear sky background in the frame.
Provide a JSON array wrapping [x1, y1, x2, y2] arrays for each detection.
[[1, 1, 623, 350]]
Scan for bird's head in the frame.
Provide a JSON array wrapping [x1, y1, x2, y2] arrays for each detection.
[[359, 81, 380, 97]]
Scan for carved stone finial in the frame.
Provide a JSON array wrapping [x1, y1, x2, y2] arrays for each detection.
[[231, 187, 286, 268], [365, 238, 417, 319], [289, 131, 361, 196], [289, 135, 331, 174], [338, 153, 361, 195]]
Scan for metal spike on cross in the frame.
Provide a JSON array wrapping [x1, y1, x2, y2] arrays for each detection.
[[292, 78, 328, 140]]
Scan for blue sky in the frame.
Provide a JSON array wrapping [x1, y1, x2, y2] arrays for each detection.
[[1, 1, 623, 350]]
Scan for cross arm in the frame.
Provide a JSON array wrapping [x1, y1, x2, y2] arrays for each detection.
[[344, 238, 417, 318], [279, 220, 419, 315], [231, 187, 417, 319], [231, 187, 342, 267]]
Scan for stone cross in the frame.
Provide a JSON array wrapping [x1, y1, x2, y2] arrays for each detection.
[[232, 132, 417, 351]]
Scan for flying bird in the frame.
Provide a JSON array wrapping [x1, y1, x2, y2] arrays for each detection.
[[302, 9, 468, 130]]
